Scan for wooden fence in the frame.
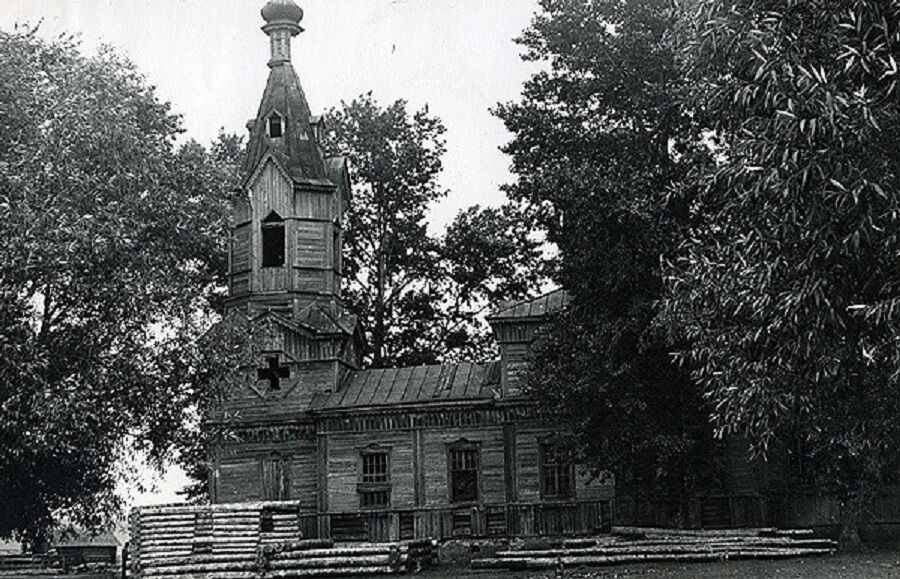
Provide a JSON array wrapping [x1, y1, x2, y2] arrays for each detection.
[[616, 494, 768, 529], [325, 500, 612, 541]]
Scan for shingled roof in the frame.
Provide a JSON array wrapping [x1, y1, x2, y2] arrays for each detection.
[[312, 361, 501, 410], [242, 62, 326, 183], [487, 289, 570, 322]]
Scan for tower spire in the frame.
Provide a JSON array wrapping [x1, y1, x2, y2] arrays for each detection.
[[261, 0, 304, 67]]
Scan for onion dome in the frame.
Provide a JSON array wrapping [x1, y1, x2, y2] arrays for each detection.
[[261, 0, 304, 25]]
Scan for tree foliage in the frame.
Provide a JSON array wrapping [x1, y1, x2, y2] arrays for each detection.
[[665, 0, 900, 545], [323, 94, 547, 367], [495, 0, 717, 516], [0, 27, 235, 543]]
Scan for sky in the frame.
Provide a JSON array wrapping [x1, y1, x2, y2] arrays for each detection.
[[1, 0, 544, 505], [3, 0, 544, 228]]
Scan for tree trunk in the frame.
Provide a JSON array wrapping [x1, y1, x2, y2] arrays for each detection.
[[373, 247, 386, 367], [838, 480, 866, 551]]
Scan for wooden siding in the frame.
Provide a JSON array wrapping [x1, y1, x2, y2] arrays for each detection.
[[501, 343, 530, 397], [295, 220, 329, 269], [326, 431, 416, 512], [421, 426, 506, 507], [250, 160, 293, 293], [294, 268, 329, 293], [217, 458, 263, 503], [214, 440, 318, 506], [516, 425, 614, 504], [232, 225, 252, 274], [219, 360, 338, 419], [293, 187, 333, 221]]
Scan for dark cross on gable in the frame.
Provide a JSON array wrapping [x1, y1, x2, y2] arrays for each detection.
[[257, 356, 290, 391]]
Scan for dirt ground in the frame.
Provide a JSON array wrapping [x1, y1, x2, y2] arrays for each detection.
[[413, 549, 900, 579]]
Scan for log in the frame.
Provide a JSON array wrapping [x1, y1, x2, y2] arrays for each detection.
[[138, 499, 304, 515], [267, 554, 392, 569], [473, 547, 836, 570], [613, 526, 775, 538], [497, 538, 836, 557], [143, 561, 256, 575], [263, 566, 394, 577], [141, 553, 254, 567], [267, 546, 394, 557]]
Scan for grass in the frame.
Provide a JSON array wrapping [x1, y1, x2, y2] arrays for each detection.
[[414, 549, 900, 579]]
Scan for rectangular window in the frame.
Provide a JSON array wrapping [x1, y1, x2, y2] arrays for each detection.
[[541, 443, 574, 499], [358, 450, 390, 509], [449, 447, 479, 503], [362, 452, 389, 483], [261, 212, 285, 268]]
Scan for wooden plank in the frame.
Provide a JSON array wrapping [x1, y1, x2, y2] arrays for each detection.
[[448, 362, 472, 399], [432, 364, 456, 399], [413, 429, 424, 507], [462, 363, 485, 398], [355, 368, 385, 406], [386, 366, 414, 404], [317, 434, 329, 539], [368, 368, 398, 406], [503, 423, 518, 505], [406, 365, 433, 403]]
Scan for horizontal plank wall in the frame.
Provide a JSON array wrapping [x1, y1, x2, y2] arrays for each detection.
[[326, 431, 416, 512]]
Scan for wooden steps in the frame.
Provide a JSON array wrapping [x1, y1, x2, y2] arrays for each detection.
[[471, 528, 836, 571]]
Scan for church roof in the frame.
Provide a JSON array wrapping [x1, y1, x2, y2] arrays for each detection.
[[312, 361, 501, 410], [487, 289, 570, 322], [242, 63, 326, 184], [252, 304, 357, 338]]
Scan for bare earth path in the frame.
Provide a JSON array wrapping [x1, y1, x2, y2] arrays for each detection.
[[413, 550, 900, 579]]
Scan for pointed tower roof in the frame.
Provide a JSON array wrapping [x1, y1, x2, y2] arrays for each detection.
[[242, 1, 327, 184]]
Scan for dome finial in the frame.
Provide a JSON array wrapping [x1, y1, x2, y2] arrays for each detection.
[[261, 0, 304, 26], [260, 1, 304, 67]]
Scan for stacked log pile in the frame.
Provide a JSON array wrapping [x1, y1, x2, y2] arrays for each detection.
[[471, 527, 836, 571], [0, 554, 62, 577], [130, 502, 436, 578]]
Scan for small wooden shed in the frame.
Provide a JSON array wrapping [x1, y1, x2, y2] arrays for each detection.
[[53, 530, 119, 565]]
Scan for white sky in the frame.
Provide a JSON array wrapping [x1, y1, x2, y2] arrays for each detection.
[[1, 0, 544, 506]]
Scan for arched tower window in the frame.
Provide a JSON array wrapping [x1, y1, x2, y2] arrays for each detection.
[[261, 211, 285, 267], [267, 112, 283, 138]]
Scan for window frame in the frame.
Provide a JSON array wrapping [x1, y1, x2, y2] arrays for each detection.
[[261, 211, 286, 268], [447, 439, 481, 505], [267, 111, 284, 138], [357, 445, 391, 510], [539, 438, 576, 501]]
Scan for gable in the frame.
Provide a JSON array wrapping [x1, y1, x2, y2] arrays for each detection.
[[249, 157, 294, 218]]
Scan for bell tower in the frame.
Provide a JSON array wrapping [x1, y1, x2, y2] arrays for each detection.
[[227, 0, 352, 322]]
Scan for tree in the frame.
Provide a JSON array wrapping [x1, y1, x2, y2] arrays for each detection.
[[0, 27, 234, 543], [323, 94, 548, 367], [666, 0, 900, 547], [321, 94, 446, 368], [494, 0, 717, 521], [167, 134, 245, 503]]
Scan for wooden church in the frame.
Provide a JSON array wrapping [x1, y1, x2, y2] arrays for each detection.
[[203, 0, 613, 542]]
